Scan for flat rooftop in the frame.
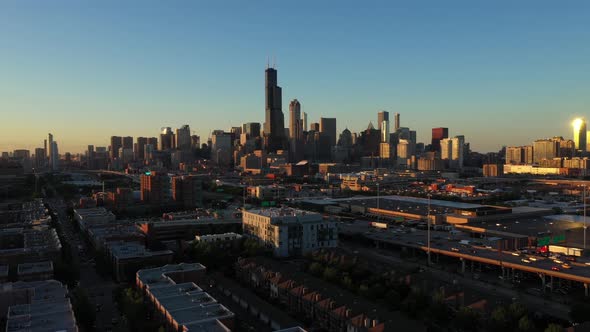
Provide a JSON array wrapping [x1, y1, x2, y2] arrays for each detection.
[[107, 241, 172, 260], [246, 208, 321, 218], [137, 263, 206, 285], [184, 320, 231, 332], [18, 261, 53, 275]]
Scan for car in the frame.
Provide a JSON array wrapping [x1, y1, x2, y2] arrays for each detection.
[[511, 252, 520, 256], [554, 260, 564, 264], [451, 247, 460, 252], [562, 263, 572, 269], [551, 266, 561, 271], [565, 256, 577, 262], [529, 257, 538, 261], [521, 259, 531, 264]]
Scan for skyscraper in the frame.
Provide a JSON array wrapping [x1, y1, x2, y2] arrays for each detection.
[[122, 136, 133, 150], [533, 139, 560, 163], [110, 136, 122, 160], [289, 99, 302, 140], [176, 125, 192, 151], [242, 122, 261, 138], [160, 127, 175, 150], [382, 120, 390, 143], [263, 67, 286, 152], [377, 111, 389, 132], [320, 118, 337, 147], [394, 113, 400, 131], [136, 137, 148, 160], [573, 118, 587, 152], [451, 135, 465, 168], [47, 133, 53, 167], [431, 127, 449, 152], [302, 112, 308, 132]]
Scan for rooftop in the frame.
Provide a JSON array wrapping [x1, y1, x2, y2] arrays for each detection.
[[107, 241, 173, 260], [137, 263, 207, 286], [17, 261, 53, 275]]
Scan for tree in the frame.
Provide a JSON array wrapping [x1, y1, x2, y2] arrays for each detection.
[[569, 302, 590, 324], [322, 267, 339, 282], [517, 315, 534, 332], [489, 306, 510, 330], [308, 262, 324, 277], [544, 323, 563, 332], [509, 302, 527, 322], [454, 307, 481, 332]]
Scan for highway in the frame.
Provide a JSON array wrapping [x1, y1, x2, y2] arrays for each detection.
[[342, 222, 590, 292]]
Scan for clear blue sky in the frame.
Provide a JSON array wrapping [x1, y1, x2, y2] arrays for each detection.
[[1, 1, 589, 153]]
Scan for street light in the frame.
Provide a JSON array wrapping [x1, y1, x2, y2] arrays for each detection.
[[376, 182, 380, 209]]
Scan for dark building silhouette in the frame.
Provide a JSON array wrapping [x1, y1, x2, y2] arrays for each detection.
[[263, 67, 286, 152], [320, 117, 337, 147], [243, 122, 261, 138], [431, 127, 449, 152], [110, 136, 122, 160]]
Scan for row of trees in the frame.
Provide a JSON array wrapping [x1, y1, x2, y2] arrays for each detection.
[[304, 251, 566, 332]]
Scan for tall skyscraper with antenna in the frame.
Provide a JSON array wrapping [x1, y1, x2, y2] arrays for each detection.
[[263, 66, 286, 152]]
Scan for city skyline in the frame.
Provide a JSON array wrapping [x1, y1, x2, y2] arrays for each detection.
[[2, 1, 590, 153]]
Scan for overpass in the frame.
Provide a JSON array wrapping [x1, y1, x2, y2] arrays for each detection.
[[344, 223, 590, 295]]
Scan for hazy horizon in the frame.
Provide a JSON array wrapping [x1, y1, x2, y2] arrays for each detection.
[[2, 1, 589, 154]]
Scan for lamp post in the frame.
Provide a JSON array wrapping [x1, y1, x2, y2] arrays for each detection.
[[377, 182, 380, 210]]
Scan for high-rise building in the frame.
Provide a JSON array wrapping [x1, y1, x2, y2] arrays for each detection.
[[506, 146, 526, 164], [431, 127, 449, 152], [451, 135, 465, 168], [110, 136, 122, 160], [211, 131, 233, 167], [381, 120, 390, 143], [289, 99, 302, 140], [176, 125, 192, 151], [160, 127, 175, 150], [171, 175, 203, 209], [440, 138, 453, 161], [47, 133, 54, 166], [50, 141, 59, 171], [136, 137, 148, 160], [263, 67, 285, 152], [533, 139, 560, 163], [394, 113, 400, 131], [140, 171, 166, 206], [319, 118, 337, 147], [147, 137, 158, 149], [310, 123, 320, 132], [242, 122, 261, 138], [122, 136, 133, 150], [302, 112, 308, 132], [34, 148, 45, 169], [87, 145, 95, 169], [573, 118, 587, 152], [377, 111, 389, 132]]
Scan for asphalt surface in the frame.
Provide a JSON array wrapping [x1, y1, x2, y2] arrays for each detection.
[[47, 198, 121, 332], [342, 221, 590, 284]]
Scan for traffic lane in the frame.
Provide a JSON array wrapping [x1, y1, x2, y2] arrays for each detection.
[[365, 230, 590, 281]]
